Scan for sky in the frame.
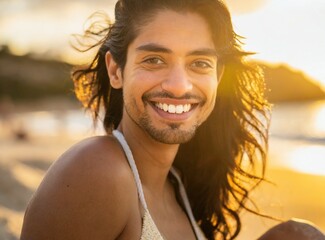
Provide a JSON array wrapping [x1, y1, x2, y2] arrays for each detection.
[[1, 0, 325, 87], [229, 0, 325, 88]]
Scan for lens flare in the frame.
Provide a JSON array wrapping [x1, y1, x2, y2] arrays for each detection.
[[289, 146, 325, 176], [314, 104, 325, 135]]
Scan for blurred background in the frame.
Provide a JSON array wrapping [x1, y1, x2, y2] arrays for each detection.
[[0, 0, 325, 239]]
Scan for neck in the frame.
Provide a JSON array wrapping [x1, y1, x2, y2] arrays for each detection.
[[118, 118, 179, 197]]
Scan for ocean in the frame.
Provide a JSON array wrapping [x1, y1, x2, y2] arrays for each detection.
[[269, 100, 325, 175], [1, 99, 325, 176]]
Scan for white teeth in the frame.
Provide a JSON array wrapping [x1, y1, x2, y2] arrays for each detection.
[[168, 105, 176, 113], [175, 105, 183, 114], [163, 103, 168, 112], [184, 104, 189, 112], [155, 103, 192, 114]]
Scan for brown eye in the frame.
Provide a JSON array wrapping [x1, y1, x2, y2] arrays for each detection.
[[191, 60, 212, 69], [144, 57, 164, 65]]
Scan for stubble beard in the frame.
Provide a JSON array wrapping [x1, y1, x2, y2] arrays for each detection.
[[124, 91, 207, 144], [125, 104, 199, 144], [139, 114, 198, 144]]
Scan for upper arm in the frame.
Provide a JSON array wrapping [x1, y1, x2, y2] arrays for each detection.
[[20, 137, 137, 240]]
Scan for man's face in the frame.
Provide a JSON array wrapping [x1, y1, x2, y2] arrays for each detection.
[[119, 10, 219, 144]]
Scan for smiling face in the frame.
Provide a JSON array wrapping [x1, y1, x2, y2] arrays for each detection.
[[108, 10, 220, 144]]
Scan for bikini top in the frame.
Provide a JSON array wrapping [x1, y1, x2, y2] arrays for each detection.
[[112, 130, 206, 240]]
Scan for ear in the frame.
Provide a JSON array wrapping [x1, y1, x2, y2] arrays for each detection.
[[105, 52, 123, 89]]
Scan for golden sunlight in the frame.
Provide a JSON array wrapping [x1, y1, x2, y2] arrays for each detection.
[[314, 103, 325, 135], [289, 146, 325, 176], [226, 0, 269, 14]]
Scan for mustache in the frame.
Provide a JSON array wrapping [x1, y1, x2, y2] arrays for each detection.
[[142, 91, 204, 102]]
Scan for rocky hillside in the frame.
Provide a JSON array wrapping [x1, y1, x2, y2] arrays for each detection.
[[0, 47, 73, 101], [261, 62, 325, 103]]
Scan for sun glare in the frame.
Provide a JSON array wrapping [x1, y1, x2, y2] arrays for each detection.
[[314, 103, 325, 135], [289, 146, 325, 176]]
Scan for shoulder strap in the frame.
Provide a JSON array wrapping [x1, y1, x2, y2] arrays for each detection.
[[113, 130, 206, 239], [112, 130, 148, 210], [170, 167, 207, 240]]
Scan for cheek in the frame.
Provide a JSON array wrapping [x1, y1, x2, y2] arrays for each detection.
[[137, 70, 166, 88], [199, 75, 219, 100], [199, 78, 218, 118], [125, 69, 163, 89], [122, 70, 161, 108]]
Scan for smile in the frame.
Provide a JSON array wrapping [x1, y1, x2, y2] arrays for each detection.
[[154, 102, 192, 114]]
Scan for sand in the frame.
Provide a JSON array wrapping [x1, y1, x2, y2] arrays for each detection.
[[0, 128, 324, 239], [238, 168, 325, 239]]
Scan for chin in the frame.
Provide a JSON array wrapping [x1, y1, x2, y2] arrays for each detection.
[[145, 125, 197, 144]]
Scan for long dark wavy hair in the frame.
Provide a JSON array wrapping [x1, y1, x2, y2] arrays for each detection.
[[72, 0, 271, 239]]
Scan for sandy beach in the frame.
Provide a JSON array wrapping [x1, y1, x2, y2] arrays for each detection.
[[0, 114, 324, 240]]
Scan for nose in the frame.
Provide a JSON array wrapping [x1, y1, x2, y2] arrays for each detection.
[[161, 64, 193, 97]]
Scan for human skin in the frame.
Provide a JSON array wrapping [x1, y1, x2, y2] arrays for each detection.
[[20, 10, 220, 240], [107, 10, 219, 145]]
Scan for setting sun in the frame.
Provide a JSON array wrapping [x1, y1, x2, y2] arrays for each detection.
[[314, 103, 325, 135], [289, 145, 325, 176]]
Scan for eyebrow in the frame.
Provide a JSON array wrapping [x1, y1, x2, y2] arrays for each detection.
[[136, 43, 172, 53], [187, 49, 218, 58], [136, 43, 217, 57]]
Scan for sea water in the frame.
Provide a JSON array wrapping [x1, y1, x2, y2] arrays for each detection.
[[1, 100, 325, 175]]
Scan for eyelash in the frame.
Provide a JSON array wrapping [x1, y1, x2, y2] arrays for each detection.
[[191, 60, 212, 69], [141, 57, 214, 71], [143, 57, 165, 65]]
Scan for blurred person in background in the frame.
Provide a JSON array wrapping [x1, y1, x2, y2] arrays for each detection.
[[20, 0, 325, 239]]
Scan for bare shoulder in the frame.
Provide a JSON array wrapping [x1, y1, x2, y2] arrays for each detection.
[[21, 135, 138, 240], [52, 135, 131, 178], [49, 135, 134, 193]]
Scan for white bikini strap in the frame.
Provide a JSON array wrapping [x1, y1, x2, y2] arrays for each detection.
[[112, 130, 148, 210], [113, 130, 205, 239], [170, 167, 206, 240]]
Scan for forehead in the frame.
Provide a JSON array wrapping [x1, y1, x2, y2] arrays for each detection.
[[130, 10, 215, 52]]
